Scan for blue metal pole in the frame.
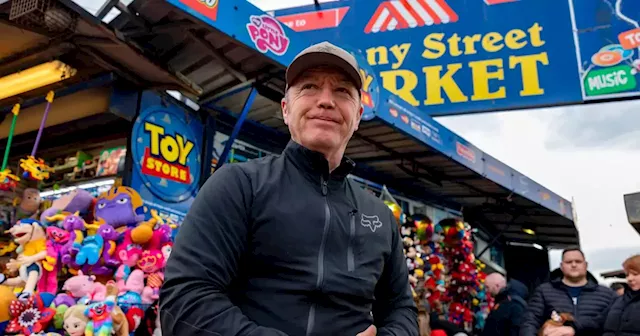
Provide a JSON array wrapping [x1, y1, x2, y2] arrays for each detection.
[[216, 87, 257, 170]]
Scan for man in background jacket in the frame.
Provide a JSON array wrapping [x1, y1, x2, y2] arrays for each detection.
[[520, 247, 615, 336], [160, 41, 418, 336], [481, 273, 528, 336]]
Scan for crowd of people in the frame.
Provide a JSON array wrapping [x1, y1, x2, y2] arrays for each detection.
[[479, 248, 640, 336]]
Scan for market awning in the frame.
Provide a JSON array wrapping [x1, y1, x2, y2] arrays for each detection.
[[39, 0, 577, 248]]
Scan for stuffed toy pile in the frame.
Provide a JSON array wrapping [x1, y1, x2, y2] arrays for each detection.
[[393, 202, 491, 333], [0, 186, 171, 336]]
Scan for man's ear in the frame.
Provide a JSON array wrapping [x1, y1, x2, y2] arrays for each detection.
[[354, 103, 364, 131], [281, 97, 289, 125]]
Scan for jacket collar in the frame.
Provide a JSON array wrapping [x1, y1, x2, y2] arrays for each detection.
[[283, 139, 355, 183], [549, 268, 599, 290]]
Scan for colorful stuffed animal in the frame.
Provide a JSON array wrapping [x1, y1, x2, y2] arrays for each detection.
[[94, 186, 145, 232], [62, 271, 107, 302], [39, 226, 70, 293], [84, 282, 119, 336], [1, 219, 47, 299]]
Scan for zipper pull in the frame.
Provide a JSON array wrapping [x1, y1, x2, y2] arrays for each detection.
[[321, 176, 328, 196]]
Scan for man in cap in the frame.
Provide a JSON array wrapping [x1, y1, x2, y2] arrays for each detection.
[[160, 42, 418, 336]]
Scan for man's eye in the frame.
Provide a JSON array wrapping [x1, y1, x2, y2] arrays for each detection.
[[335, 87, 350, 94], [301, 83, 317, 90]]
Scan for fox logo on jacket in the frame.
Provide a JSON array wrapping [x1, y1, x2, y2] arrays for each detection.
[[361, 214, 383, 232]]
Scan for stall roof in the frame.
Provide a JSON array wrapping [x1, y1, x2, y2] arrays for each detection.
[[19, 0, 578, 248]]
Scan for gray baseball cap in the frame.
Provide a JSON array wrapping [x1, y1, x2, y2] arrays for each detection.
[[285, 41, 362, 92]]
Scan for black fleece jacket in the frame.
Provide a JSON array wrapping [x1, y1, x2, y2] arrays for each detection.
[[160, 140, 418, 336]]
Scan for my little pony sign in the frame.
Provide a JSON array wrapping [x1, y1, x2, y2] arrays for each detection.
[[246, 14, 290, 56]]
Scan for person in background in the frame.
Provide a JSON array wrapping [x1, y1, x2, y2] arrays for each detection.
[[602, 254, 640, 335], [160, 41, 418, 336], [481, 273, 528, 336], [520, 246, 615, 336], [610, 282, 626, 297]]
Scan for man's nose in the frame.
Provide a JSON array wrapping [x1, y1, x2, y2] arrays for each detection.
[[316, 86, 336, 109]]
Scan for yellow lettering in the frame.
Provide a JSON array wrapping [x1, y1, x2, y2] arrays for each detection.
[[389, 43, 411, 69], [144, 123, 164, 156], [154, 160, 163, 172], [528, 23, 545, 47], [468, 59, 506, 101], [505, 29, 527, 49], [360, 69, 373, 92], [170, 166, 179, 178], [176, 134, 194, 165], [162, 163, 170, 175], [462, 34, 481, 56], [482, 32, 504, 53], [160, 136, 179, 163], [366, 46, 389, 66], [422, 33, 446, 59], [146, 157, 154, 170], [379, 70, 419, 106], [423, 64, 468, 105], [509, 52, 549, 96], [447, 34, 463, 57], [180, 169, 188, 182]]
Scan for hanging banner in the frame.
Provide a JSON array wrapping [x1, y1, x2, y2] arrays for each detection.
[[268, 0, 583, 117], [130, 91, 203, 224], [571, 0, 640, 100]]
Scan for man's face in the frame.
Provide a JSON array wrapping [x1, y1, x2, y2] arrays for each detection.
[[561, 250, 588, 280], [282, 66, 363, 155]]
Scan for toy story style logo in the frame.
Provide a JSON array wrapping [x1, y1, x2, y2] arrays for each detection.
[[179, 0, 219, 21], [131, 105, 201, 203], [572, 0, 640, 99], [246, 14, 291, 56]]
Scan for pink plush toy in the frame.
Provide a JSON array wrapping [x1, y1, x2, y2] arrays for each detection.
[[114, 265, 156, 304], [114, 230, 143, 267], [62, 271, 107, 302], [39, 226, 70, 293]]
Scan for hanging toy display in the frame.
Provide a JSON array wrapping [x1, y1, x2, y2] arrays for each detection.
[[0, 104, 21, 191], [20, 91, 55, 181]]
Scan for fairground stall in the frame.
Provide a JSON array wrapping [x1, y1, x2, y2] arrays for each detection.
[[0, 0, 579, 335]]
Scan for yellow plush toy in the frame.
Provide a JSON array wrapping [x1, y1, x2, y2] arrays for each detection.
[[0, 285, 17, 325]]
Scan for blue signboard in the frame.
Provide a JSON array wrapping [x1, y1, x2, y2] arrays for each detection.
[[130, 91, 204, 224], [269, 0, 582, 117], [571, 0, 640, 100], [165, 0, 308, 66], [163, 0, 574, 219]]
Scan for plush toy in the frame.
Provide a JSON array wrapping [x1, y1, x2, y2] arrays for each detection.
[[5, 293, 56, 335], [13, 188, 41, 222], [39, 226, 71, 293], [1, 219, 47, 299], [40, 189, 95, 225], [94, 186, 146, 232], [539, 311, 575, 336], [20, 91, 55, 181], [62, 271, 107, 302], [0, 286, 17, 335], [84, 282, 119, 336], [63, 304, 89, 336]]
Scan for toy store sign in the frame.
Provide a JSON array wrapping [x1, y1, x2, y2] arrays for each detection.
[[131, 103, 202, 204], [140, 122, 194, 184]]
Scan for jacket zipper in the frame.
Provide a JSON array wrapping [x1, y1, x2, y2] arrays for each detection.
[[306, 176, 331, 336], [347, 211, 356, 272]]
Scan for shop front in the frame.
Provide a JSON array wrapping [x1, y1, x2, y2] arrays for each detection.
[[0, 0, 580, 335]]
